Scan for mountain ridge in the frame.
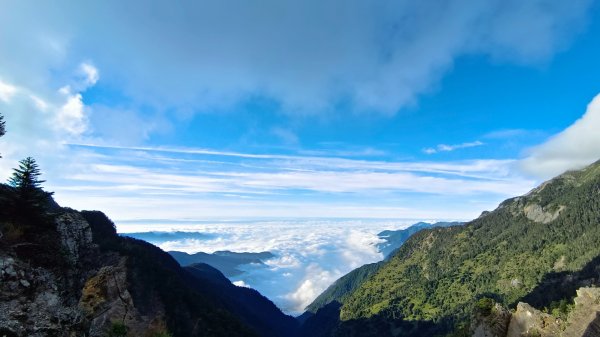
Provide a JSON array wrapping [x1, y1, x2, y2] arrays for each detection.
[[301, 159, 600, 336]]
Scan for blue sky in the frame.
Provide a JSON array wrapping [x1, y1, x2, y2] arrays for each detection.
[[2, 0, 600, 222]]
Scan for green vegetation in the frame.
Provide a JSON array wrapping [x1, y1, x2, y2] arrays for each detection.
[[8, 157, 46, 190], [0, 112, 5, 158], [306, 262, 382, 313], [7, 157, 54, 218], [0, 112, 5, 137], [305, 222, 464, 316], [108, 322, 128, 337], [0, 156, 64, 269], [335, 160, 600, 335], [474, 297, 494, 317], [150, 332, 173, 337], [545, 299, 574, 321]]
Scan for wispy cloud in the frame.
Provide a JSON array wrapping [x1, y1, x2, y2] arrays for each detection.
[[0, 80, 17, 102], [25, 142, 535, 222], [79, 62, 99, 87], [423, 140, 484, 154]]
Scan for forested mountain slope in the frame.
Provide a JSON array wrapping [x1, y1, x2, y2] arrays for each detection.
[[377, 221, 463, 258], [306, 160, 600, 336], [304, 221, 465, 317]]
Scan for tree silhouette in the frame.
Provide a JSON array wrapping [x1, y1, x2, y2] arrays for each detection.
[[0, 113, 5, 138], [9, 157, 45, 190], [8, 157, 54, 218], [0, 113, 5, 158]]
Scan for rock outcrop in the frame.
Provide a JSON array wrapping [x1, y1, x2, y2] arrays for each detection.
[[80, 258, 166, 337], [0, 251, 84, 337], [0, 209, 218, 336], [473, 287, 600, 337], [55, 211, 93, 265], [523, 204, 565, 224], [472, 304, 512, 337], [563, 288, 600, 337], [506, 302, 563, 337]]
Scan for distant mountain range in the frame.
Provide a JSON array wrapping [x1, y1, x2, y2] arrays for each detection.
[[377, 221, 464, 258], [123, 230, 216, 243], [164, 221, 462, 280], [169, 250, 274, 277]]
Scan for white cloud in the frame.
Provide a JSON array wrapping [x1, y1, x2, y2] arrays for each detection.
[[67, 143, 515, 179], [521, 93, 600, 178], [423, 140, 484, 154], [233, 280, 250, 288], [29, 95, 49, 111], [0, 61, 95, 182], [79, 62, 99, 86], [57, 92, 88, 136], [0, 80, 17, 102], [53, 145, 533, 196]]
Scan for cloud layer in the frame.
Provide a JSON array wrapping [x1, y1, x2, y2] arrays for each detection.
[[0, 0, 592, 116], [119, 219, 416, 314]]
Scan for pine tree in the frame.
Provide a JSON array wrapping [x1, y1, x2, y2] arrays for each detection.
[[8, 157, 53, 217], [9, 157, 46, 190], [0, 113, 5, 138], [0, 113, 5, 158]]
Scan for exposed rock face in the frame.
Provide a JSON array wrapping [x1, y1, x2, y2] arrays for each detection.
[[0, 252, 84, 337], [80, 258, 165, 337], [472, 304, 512, 337], [506, 303, 562, 337], [523, 204, 565, 224], [474, 287, 600, 337], [563, 288, 600, 337], [0, 211, 165, 337], [55, 211, 93, 265]]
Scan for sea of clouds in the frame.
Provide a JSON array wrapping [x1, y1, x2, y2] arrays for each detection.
[[118, 219, 426, 315]]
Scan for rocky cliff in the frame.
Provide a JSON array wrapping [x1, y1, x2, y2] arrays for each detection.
[[0, 209, 183, 337], [472, 287, 600, 337], [0, 197, 295, 337]]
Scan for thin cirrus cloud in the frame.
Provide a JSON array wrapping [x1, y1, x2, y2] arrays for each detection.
[[34, 142, 538, 222], [423, 140, 484, 154], [0, 0, 592, 117]]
